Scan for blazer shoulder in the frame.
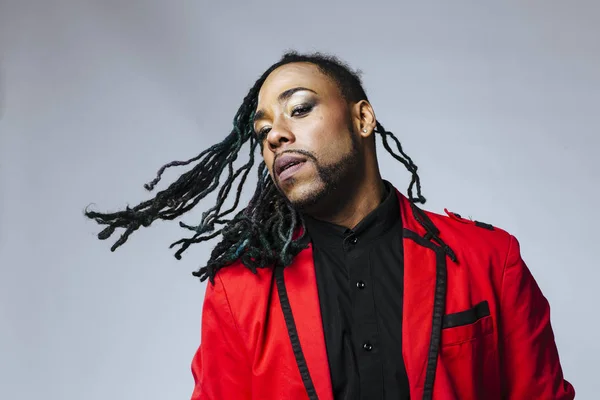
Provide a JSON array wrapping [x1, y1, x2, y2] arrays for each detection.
[[423, 207, 514, 256], [209, 259, 275, 306]]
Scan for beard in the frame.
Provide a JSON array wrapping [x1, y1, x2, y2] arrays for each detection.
[[272, 132, 361, 213]]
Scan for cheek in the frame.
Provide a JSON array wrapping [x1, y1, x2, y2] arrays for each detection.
[[261, 149, 275, 172], [304, 112, 351, 151], [315, 122, 354, 161]]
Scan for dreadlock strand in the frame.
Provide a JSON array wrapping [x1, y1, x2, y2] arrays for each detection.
[[191, 141, 256, 232], [143, 146, 215, 191], [279, 201, 300, 264], [376, 121, 426, 204], [169, 141, 259, 259], [171, 229, 224, 260]]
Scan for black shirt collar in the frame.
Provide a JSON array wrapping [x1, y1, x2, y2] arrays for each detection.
[[303, 181, 400, 248]]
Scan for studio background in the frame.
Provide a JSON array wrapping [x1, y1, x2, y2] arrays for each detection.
[[1, 1, 598, 399]]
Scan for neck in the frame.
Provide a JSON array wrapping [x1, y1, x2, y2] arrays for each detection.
[[306, 174, 387, 230]]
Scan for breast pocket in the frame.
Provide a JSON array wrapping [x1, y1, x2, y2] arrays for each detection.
[[441, 300, 493, 346], [438, 300, 500, 399]]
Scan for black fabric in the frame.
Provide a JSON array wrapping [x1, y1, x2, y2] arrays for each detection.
[[442, 301, 491, 329], [421, 247, 447, 400], [304, 181, 410, 400], [474, 221, 495, 231]]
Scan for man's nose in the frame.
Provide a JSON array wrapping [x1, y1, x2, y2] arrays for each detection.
[[266, 122, 295, 152]]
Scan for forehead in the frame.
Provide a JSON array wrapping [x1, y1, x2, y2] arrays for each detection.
[[257, 62, 341, 104]]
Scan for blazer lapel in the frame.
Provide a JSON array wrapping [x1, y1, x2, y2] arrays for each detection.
[[398, 191, 446, 399], [280, 244, 334, 400]]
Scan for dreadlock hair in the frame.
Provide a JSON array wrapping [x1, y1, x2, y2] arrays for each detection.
[[85, 51, 427, 284]]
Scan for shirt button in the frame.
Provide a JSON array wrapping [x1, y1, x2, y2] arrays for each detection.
[[356, 281, 366, 289], [363, 342, 373, 352], [349, 236, 358, 245]]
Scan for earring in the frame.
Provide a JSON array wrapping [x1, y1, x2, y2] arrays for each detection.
[[362, 128, 368, 133]]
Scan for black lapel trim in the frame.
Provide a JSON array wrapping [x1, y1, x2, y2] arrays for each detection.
[[275, 266, 319, 400], [404, 228, 448, 400], [403, 229, 437, 250], [410, 203, 457, 263], [423, 248, 447, 400]]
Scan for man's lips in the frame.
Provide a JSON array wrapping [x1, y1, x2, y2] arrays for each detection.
[[278, 161, 307, 181], [274, 154, 308, 181]]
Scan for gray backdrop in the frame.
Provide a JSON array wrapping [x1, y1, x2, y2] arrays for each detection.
[[1, 1, 598, 399]]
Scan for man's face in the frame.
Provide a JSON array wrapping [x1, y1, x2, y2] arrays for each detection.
[[254, 62, 361, 211]]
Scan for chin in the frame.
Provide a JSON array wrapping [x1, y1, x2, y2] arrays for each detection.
[[283, 179, 329, 211]]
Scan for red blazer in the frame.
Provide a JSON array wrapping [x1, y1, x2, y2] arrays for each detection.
[[190, 191, 574, 399]]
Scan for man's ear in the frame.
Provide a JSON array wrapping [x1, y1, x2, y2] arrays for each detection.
[[351, 100, 376, 138]]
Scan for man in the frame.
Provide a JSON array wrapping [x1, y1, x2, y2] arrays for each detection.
[[86, 52, 575, 399]]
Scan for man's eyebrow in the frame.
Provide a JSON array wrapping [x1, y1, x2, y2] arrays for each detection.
[[253, 87, 317, 124]]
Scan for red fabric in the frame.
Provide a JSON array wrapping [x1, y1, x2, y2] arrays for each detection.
[[190, 192, 574, 399]]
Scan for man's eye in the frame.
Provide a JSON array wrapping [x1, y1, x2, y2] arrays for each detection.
[[291, 104, 313, 117], [256, 127, 271, 140]]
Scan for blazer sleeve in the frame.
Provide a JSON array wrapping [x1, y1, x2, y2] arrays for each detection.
[[190, 274, 252, 400], [499, 235, 575, 399]]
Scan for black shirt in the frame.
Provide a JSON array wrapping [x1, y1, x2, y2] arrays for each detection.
[[303, 182, 410, 400]]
